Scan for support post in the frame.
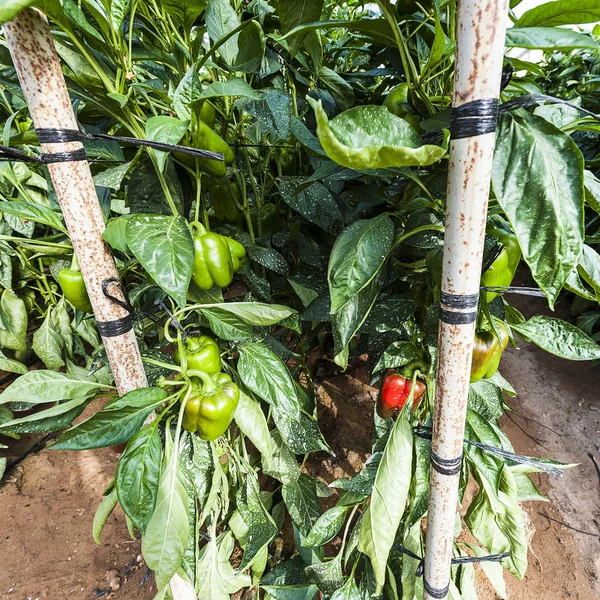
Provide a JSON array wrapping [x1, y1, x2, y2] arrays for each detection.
[[4, 9, 195, 599], [423, 2, 509, 599]]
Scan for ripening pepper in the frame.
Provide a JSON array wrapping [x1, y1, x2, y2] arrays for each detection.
[[58, 256, 92, 313], [183, 372, 240, 440], [481, 223, 521, 302], [210, 182, 243, 226], [470, 323, 509, 383], [377, 369, 426, 418], [191, 222, 234, 290], [250, 203, 280, 235], [174, 334, 221, 374]]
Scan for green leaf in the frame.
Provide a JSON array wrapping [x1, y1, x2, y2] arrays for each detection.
[[238, 342, 301, 421], [93, 162, 132, 190], [172, 66, 201, 121], [272, 408, 330, 454], [127, 157, 184, 215], [0, 370, 108, 405], [505, 27, 600, 50], [517, 1, 600, 27], [0, 290, 27, 352], [247, 245, 289, 275], [511, 315, 600, 360], [0, 201, 66, 232], [102, 215, 133, 254], [328, 215, 394, 366], [468, 380, 504, 421], [0, 396, 88, 435], [199, 302, 296, 326], [142, 450, 190, 590], [157, 0, 206, 28], [235, 89, 293, 142], [116, 424, 162, 534], [303, 506, 349, 547], [278, 0, 324, 54], [279, 179, 344, 233], [330, 575, 362, 600], [305, 555, 344, 596], [236, 476, 278, 571], [32, 311, 64, 370], [319, 66, 354, 110], [231, 20, 265, 73], [282, 474, 322, 533], [492, 111, 584, 307], [51, 399, 159, 451], [0, 350, 27, 375], [358, 408, 413, 595], [110, 0, 130, 32], [126, 214, 194, 308], [145, 116, 189, 172], [234, 391, 272, 460], [578, 244, 600, 293], [372, 341, 420, 374], [206, 0, 241, 64], [201, 309, 253, 341], [262, 430, 301, 485], [308, 98, 447, 170], [198, 77, 259, 101], [93, 486, 118, 544]]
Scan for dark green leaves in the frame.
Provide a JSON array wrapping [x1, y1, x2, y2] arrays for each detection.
[[516, 1, 600, 27], [511, 316, 600, 360], [328, 215, 394, 367], [51, 387, 167, 450], [308, 98, 447, 170], [0, 290, 27, 352], [238, 342, 301, 421], [116, 424, 162, 533], [126, 214, 194, 308], [492, 111, 584, 307]]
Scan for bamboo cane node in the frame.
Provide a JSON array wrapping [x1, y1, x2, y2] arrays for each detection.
[[430, 450, 463, 476], [450, 98, 499, 140]]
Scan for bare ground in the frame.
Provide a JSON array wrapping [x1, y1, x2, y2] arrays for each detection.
[[0, 294, 598, 599]]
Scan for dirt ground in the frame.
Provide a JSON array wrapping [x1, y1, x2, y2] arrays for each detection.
[[0, 297, 598, 599]]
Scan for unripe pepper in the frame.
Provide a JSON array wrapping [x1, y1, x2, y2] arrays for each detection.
[[183, 372, 240, 441], [191, 221, 234, 290], [198, 101, 216, 128], [210, 181, 243, 226], [58, 255, 92, 313], [223, 236, 246, 273], [176, 122, 233, 177], [384, 83, 410, 118], [174, 334, 221, 374], [470, 323, 509, 382], [481, 223, 521, 302], [377, 369, 426, 418]]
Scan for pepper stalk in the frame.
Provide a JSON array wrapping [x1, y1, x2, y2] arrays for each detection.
[[422, 1, 509, 599]]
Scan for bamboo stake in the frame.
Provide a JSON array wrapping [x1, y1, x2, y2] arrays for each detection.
[[4, 9, 195, 599], [422, 2, 509, 599]]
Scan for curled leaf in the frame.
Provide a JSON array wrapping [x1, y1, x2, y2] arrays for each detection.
[[307, 97, 447, 170]]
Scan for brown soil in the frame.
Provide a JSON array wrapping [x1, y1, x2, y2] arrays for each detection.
[[0, 297, 598, 599]]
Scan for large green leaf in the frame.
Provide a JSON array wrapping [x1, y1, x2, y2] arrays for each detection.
[[505, 27, 600, 50], [238, 342, 301, 421], [234, 391, 272, 460], [278, 0, 324, 54], [328, 215, 394, 366], [142, 450, 190, 591], [282, 474, 323, 533], [510, 316, 600, 360], [0, 201, 66, 232], [198, 77, 259, 100], [0, 370, 110, 405], [308, 98, 447, 170], [492, 111, 584, 307], [116, 424, 162, 533], [158, 0, 206, 28], [358, 408, 413, 595], [516, 1, 600, 27], [206, 0, 241, 64], [126, 214, 194, 308]]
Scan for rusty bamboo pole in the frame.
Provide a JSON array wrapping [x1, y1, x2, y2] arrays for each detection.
[[422, 2, 509, 599], [4, 9, 195, 599]]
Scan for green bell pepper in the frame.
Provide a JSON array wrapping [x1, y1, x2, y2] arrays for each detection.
[[223, 236, 246, 273], [198, 101, 216, 128], [58, 256, 92, 313], [210, 181, 243, 226], [174, 334, 221, 374], [470, 323, 509, 382], [191, 221, 234, 291], [183, 372, 240, 441], [481, 220, 521, 302], [176, 121, 233, 177]]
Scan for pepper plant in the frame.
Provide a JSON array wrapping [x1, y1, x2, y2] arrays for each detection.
[[1, 1, 600, 599]]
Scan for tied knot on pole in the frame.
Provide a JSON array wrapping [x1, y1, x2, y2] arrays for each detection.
[[0, 125, 226, 165], [412, 425, 566, 477], [96, 278, 136, 338], [392, 542, 510, 578]]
